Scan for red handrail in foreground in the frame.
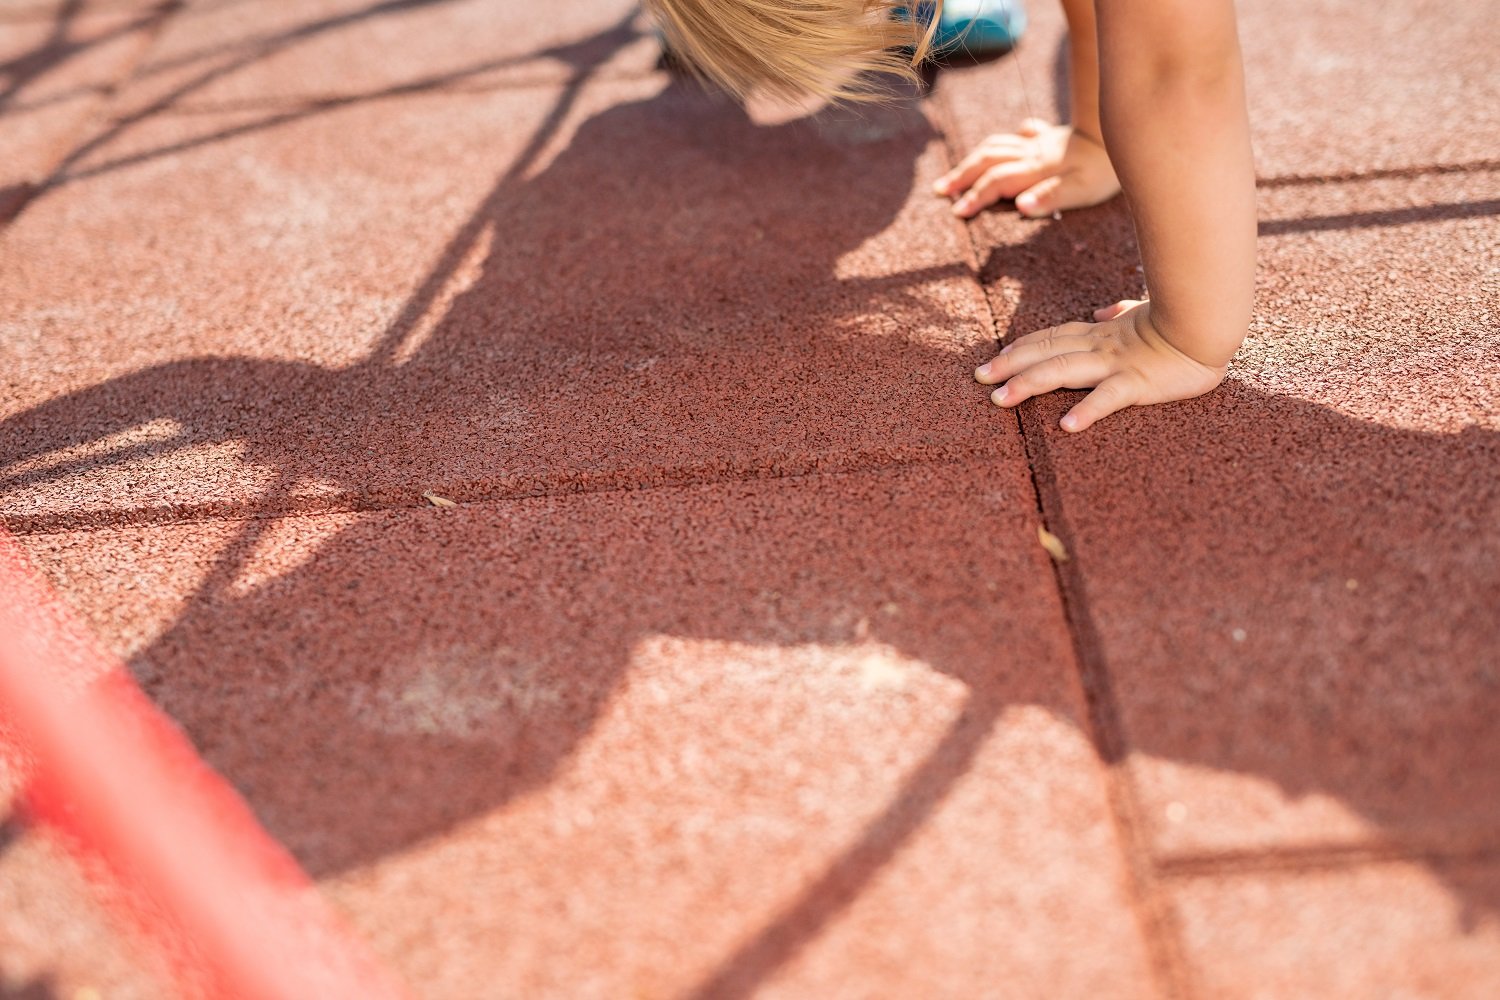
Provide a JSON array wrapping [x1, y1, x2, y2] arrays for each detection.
[[0, 527, 410, 1000]]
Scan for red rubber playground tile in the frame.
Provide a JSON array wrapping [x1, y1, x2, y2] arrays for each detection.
[[0, 4, 162, 217], [109, 0, 659, 117], [965, 165, 1500, 863], [1235, 0, 1500, 181], [933, 0, 1500, 860], [1169, 861, 1500, 998], [933, 0, 1500, 185], [0, 818, 165, 999], [19, 460, 1156, 998], [0, 75, 1001, 530], [0, 1, 161, 19]]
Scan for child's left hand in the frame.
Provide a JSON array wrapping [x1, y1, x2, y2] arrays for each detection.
[[934, 120, 1119, 219], [974, 299, 1228, 432]]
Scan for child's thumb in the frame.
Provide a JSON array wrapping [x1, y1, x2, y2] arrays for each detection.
[[1015, 176, 1064, 218]]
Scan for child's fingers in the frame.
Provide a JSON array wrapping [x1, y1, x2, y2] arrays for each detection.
[[988, 352, 1113, 408], [1015, 171, 1117, 218], [932, 140, 1026, 196], [934, 156, 988, 197], [934, 154, 979, 197], [935, 149, 1025, 199], [953, 162, 1046, 217], [1003, 320, 1094, 353], [1059, 374, 1140, 432], [1015, 175, 1062, 218], [974, 335, 1097, 384]]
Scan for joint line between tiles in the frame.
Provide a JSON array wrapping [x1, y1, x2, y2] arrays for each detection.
[[928, 80, 1190, 1000], [2, 443, 996, 538], [1158, 840, 1500, 882]]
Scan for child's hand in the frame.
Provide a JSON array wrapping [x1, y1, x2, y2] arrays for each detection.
[[933, 120, 1120, 219], [974, 299, 1228, 432]]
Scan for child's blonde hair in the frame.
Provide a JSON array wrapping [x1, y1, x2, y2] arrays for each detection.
[[645, 0, 944, 103]]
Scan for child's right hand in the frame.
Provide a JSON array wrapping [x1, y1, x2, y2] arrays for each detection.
[[974, 298, 1231, 432], [933, 120, 1120, 219]]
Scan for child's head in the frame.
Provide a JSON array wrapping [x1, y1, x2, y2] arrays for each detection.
[[645, 1, 942, 103]]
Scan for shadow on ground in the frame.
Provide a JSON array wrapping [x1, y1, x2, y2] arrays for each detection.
[[2, 7, 1498, 998], [0, 977, 58, 1000]]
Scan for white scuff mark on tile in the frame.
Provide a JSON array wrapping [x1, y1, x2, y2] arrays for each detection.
[[349, 644, 567, 739]]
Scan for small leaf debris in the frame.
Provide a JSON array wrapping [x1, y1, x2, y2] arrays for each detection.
[[1038, 526, 1068, 562], [422, 491, 457, 508]]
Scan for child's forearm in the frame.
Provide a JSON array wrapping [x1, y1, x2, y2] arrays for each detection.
[[1058, 0, 1102, 141], [1096, 0, 1257, 367]]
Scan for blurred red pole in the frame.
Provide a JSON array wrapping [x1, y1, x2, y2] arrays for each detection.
[[0, 526, 410, 1000]]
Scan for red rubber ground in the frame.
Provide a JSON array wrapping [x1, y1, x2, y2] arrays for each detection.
[[0, 527, 410, 999], [2, 0, 1497, 997]]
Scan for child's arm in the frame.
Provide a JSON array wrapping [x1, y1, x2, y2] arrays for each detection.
[[934, 0, 1118, 218], [974, 0, 1257, 431]]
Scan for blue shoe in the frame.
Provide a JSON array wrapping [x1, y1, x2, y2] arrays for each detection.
[[900, 0, 1027, 59]]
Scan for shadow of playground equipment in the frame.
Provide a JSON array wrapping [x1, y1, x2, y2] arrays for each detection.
[[2, 13, 1498, 1000]]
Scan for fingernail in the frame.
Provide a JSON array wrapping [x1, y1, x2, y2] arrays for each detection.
[[1060, 414, 1079, 431], [991, 385, 1008, 403], [975, 362, 991, 378], [1016, 195, 1037, 214]]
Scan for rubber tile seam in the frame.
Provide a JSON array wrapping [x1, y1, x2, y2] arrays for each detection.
[[1260, 197, 1500, 237], [0, 441, 1003, 537], [1157, 841, 1500, 882], [1254, 157, 1500, 189], [1012, 388, 1194, 1000], [930, 79, 1189, 1000]]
